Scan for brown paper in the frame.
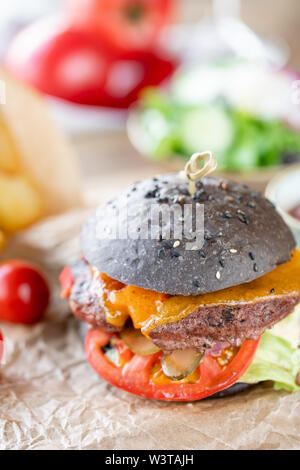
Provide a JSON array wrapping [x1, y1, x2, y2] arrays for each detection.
[[0, 206, 299, 450]]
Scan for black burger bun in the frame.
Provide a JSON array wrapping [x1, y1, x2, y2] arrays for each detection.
[[81, 174, 295, 296]]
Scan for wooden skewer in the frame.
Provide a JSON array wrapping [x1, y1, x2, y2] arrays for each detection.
[[180, 151, 218, 195]]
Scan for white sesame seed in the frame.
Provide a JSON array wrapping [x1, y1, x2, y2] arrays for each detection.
[[173, 240, 180, 248], [216, 271, 221, 280], [230, 248, 237, 253]]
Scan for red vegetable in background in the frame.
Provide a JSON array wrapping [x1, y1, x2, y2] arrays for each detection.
[[64, 0, 175, 51], [0, 330, 3, 364], [5, 20, 176, 108], [0, 260, 50, 324]]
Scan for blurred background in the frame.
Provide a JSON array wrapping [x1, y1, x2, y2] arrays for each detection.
[[0, 0, 300, 248]]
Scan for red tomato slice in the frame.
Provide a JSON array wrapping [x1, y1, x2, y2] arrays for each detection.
[[85, 329, 260, 401], [5, 19, 176, 108], [64, 0, 176, 51]]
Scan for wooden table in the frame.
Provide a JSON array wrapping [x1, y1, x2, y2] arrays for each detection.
[[72, 129, 277, 203]]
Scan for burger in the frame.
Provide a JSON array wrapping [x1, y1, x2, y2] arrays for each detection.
[[60, 171, 300, 401]]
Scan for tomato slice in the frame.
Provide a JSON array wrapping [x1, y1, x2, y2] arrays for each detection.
[[85, 329, 260, 401]]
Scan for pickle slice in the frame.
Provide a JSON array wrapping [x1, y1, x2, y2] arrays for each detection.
[[161, 349, 203, 380], [120, 327, 161, 356]]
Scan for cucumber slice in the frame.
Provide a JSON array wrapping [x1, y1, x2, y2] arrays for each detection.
[[172, 65, 226, 106], [179, 106, 234, 157], [127, 107, 174, 159]]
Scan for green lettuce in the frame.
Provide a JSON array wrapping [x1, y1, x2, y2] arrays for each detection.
[[240, 308, 300, 392]]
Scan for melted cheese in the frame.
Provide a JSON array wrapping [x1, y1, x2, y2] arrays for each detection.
[[94, 250, 300, 336]]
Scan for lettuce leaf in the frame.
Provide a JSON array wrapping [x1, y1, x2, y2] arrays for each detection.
[[240, 308, 300, 392]]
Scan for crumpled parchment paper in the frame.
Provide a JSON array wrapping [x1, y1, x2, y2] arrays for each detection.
[[0, 207, 299, 450]]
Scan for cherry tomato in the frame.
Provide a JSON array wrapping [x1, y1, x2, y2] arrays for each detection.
[[0, 260, 50, 324], [5, 20, 176, 108], [64, 0, 176, 51], [84, 328, 260, 401]]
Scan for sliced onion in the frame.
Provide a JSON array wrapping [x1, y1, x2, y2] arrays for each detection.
[[120, 327, 161, 356], [104, 346, 119, 366], [161, 349, 203, 381]]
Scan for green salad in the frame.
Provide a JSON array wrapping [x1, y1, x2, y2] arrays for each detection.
[[240, 305, 300, 392], [130, 60, 300, 170]]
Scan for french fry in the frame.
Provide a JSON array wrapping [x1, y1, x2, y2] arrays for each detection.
[[0, 229, 5, 250], [0, 67, 82, 216], [0, 120, 19, 173], [0, 67, 82, 242], [0, 173, 43, 232]]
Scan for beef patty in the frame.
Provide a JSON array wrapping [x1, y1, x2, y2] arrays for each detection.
[[69, 259, 121, 333], [69, 259, 299, 352]]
